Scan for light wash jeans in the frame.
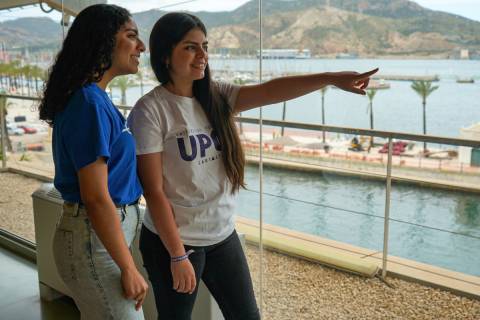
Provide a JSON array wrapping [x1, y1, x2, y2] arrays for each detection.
[[53, 202, 144, 320]]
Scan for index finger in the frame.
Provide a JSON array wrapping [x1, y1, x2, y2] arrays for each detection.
[[357, 68, 379, 79]]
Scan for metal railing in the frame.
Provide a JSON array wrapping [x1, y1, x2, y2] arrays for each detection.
[[1, 93, 480, 280]]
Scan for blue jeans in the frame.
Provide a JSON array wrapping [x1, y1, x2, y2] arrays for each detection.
[[139, 226, 260, 320], [52, 203, 144, 320]]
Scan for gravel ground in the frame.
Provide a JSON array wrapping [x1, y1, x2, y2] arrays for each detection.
[[0, 172, 41, 242], [1, 172, 479, 319]]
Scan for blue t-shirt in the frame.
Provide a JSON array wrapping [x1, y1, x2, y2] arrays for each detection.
[[52, 83, 142, 204]]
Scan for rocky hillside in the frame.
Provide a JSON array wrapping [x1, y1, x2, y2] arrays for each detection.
[[1, 0, 479, 57], [0, 17, 62, 49]]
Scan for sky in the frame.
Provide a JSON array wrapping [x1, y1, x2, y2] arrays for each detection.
[[0, 0, 479, 22]]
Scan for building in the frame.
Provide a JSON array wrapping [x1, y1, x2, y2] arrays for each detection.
[[459, 122, 480, 166], [460, 49, 470, 60]]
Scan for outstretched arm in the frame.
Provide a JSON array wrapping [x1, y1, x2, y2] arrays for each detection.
[[234, 68, 378, 113]]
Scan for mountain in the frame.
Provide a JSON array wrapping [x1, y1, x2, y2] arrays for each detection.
[[1, 0, 479, 57], [198, 0, 480, 57], [0, 17, 61, 49]]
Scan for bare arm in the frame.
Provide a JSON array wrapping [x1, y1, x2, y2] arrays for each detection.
[[234, 68, 378, 113], [137, 153, 196, 294], [78, 157, 148, 310]]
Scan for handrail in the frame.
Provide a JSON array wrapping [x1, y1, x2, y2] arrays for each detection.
[[2, 93, 479, 148], [236, 117, 480, 148]]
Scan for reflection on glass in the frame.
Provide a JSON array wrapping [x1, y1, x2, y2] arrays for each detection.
[[1, 0, 480, 318]]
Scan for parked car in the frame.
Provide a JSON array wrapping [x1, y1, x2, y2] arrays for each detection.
[[18, 125, 37, 134], [26, 143, 44, 151], [378, 140, 406, 155], [14, 115, 27, 122], [6, 124, 24, 136]]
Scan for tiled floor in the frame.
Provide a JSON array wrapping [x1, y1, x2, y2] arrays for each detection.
[[0, 246, 79, 320]]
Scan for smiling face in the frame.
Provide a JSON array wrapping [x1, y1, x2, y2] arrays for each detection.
[[110, 19, 145, 76], [167, 27, 208, 84]]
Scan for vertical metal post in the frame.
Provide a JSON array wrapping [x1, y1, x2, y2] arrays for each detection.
[[258, 0, 264, 317], [281, 101, 286, 136], [382, 137, 393, 279], [0, 93, 6, 169], [321, 91, 326, 143], [61, 0, 66, 39]]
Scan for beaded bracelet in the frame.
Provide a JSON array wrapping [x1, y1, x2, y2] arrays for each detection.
[[171, 249, 195, 263]]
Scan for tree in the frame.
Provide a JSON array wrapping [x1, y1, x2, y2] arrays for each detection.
[[21, 65, 33, 96], [109, 76, 135, 115], [136, 70, 144, 96], [320, 86, 328, 143], [0, 63, 8, 89], [30, 65, 45, 95], [366, 88, 377, 149], [9, 61, 21, 94], [411, 80, 439, 154]]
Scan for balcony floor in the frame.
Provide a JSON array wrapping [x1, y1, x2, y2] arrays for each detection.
[[0, 246, 79, 320]]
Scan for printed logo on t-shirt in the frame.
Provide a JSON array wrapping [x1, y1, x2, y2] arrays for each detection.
[[122, 122, 132, 134], [176, 128, 221, 165]]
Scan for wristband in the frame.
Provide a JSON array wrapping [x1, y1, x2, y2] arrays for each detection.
[[171, 249, 195, 263]]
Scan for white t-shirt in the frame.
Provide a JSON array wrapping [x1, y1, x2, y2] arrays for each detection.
[[128, 82, 240, 246]]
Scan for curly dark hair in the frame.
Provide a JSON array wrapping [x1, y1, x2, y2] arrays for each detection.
[[150, 12, 245, 193], [39, 4, 131, 125]]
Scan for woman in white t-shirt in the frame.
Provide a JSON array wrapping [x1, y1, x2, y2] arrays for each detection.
[[128, 12, 377, 320]]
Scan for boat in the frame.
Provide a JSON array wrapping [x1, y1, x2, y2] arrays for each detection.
[[456, 78, 475, 84], [368, 79, 391, 90]]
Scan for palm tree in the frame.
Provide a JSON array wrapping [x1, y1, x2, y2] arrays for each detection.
[[9, 61, 21, 93], [21, 65, 33, 96], [110, 76, 135, 105], [110, 76, 135, 115], [411, 80, 439, 154], [320, 86, 328, 143], [30, 65, 45, 95], [136, 70, 144, 96], [0, 63, 8, 89], [366, 88, 377, 149]]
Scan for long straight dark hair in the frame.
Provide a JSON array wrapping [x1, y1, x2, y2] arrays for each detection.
[[150, 12, 245, 193]]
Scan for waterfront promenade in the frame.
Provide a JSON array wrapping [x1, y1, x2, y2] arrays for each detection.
[[240, 127, 480, 192]]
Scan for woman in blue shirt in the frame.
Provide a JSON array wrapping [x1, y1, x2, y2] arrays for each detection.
[[38, 4, 147, 319]]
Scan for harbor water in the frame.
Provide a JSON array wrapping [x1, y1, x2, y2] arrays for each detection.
[[237, 165, 480, 277]]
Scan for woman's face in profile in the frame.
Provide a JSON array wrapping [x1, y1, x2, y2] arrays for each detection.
[[168, 27, 208, 82], [110, 19, 145, 76]]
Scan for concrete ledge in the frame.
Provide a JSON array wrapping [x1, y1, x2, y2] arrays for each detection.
[[235, 216, 480, 300], [246, 156, 480, 194], [236, 216, 379, 278]]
